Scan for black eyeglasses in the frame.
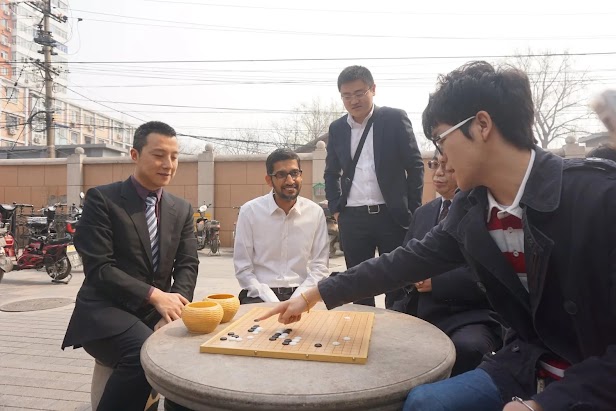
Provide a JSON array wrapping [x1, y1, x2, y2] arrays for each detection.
[[429, 116, 475, 155], [270, 169, 303, 180]]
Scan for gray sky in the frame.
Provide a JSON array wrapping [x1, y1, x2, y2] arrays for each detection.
[[62, 0, 616, 151]]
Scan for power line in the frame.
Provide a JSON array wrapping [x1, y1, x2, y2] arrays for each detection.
[[142, 1, 616, 17], [63, 85, 146, 123], [66, 11, 616, 42], [8, 51, 616, 65]]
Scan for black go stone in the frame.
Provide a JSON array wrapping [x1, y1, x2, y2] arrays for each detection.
[[284, 339, 292, 343], [269, 337, 277, 341], [284, 329, 292, 333], [314, 343, 322, 348], [247, 329, 254, 333], [282, 341, 290, 345], [220, 337, 227, 341], [227, 332, 235, 336], [253, 319, 260, 322]]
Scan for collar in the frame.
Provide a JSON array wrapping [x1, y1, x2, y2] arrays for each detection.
[[130, 175, 163, 203], [266, 190, 302, 216], [486, 149, 535, 222], [346, 104, 375, 128]]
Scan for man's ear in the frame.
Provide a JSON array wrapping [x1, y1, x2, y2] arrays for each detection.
[[130, 148, 139, 161], [475, 111, 494, 142], [265, 175, 273, 188]]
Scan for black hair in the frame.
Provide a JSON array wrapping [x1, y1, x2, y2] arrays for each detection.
[[337, 65, 374, 91], [133, 121, 176, 153], [266, 148, 301, 175], [587, 143, 616, 163], [422, 61, 535, 150]]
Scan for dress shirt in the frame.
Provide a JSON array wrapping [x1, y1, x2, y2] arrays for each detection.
[[345, 105, 386, 206], [233, 192, 329, 302]]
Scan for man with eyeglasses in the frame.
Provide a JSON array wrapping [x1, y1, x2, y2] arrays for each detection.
[[391, 152, 503, 377], [324, 65, 424, 308], [261, 61, 616, 411], [233, 148, 329, 304]]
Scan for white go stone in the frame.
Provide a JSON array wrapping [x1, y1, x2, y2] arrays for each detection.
[[332, 342, 341, 346], [247, 336, 254, 340], [234, 337, 243, 342], [343, 337, 351, 341], [344, 316, 351, 320], [289, 342, 297, 346]]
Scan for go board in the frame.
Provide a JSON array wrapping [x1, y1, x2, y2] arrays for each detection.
[[200, 307, 374, 364]]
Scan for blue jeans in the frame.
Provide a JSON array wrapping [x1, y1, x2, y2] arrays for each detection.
[[403, 369, 504, 411]]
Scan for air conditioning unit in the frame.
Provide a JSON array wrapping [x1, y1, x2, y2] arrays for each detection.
[[1, 39, 7, 46], [33, 137, 41, 144], [69, 122, 75, 128], [6, 27, 11, 33], [8, 127, 16, 135]]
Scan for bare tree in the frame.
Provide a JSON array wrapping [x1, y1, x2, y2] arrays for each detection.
[[217, 128, 270, 155], [178, 137, 206, 155], [509, 51, 592, 148], [272, 98, 344, 148]]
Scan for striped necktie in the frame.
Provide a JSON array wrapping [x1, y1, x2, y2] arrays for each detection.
[[438, 199, 451, 223], [145, 194, 159, 273]]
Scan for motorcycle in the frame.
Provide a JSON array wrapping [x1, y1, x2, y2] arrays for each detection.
[[195, 203, 221, 254], [64, 192, 85, 270], [0, 203, 73, 283], [0, 202, 18, 282], [318, 200, 343, 258]]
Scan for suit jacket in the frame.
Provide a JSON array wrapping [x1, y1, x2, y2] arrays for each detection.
[[318, 149, 616, 410], [324, 106, 424, 228], [62, 178, 199, 349], [399, 197, 500, 335]]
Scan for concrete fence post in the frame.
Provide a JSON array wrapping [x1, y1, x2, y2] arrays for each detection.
[[198, 144, 215, 216], [67, 147, 85, 207]]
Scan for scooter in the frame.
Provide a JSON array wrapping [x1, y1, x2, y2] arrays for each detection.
[[64, 192, 85, 270], [195, 203, 221, 254], [0, 203, 73, 283], [318, 200, 343, 258]]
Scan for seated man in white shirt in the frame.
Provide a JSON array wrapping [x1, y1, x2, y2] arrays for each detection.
[[234, 148, 330, 304]]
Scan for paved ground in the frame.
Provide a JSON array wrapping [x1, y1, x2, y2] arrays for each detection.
[[0, 249, 382, 411]]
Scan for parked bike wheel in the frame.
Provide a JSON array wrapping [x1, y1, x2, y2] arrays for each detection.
[[210, 236, 220, 254], [0, 268, 4, 283], [46, 256, 72, 282]]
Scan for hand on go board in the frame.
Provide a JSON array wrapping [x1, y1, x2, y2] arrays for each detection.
[[259, 297, 307, 324]]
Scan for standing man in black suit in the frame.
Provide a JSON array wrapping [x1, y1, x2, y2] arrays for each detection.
[[324, 65, 424, 307], [392, 152, 502, 376], [62, 121, 199, 411]]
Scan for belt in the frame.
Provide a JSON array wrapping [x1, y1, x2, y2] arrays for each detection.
[[270, 287, 297, 294], [344, 204, 386, 214]]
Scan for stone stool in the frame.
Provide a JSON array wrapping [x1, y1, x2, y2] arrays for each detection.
[[91, 360, 160, 411]]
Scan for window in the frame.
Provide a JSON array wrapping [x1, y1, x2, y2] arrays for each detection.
[[85, 136, 93, 145], [6, 114, 19, 127], [0, 67, 8, 76], [5, 87, 19, 104], [0, 51, 8, 60], [70, 132, 79, 144]]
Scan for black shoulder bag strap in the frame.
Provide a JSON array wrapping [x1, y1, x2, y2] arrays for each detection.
[[340, 114, 375, 208]]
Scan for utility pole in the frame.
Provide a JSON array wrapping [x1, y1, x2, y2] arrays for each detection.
[[28, 0, 67, 158], [42, 0, 54, 158]]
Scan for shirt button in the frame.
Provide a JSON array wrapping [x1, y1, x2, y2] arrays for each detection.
[[513, 250, 520, 257], [507, 227, 514, 233]]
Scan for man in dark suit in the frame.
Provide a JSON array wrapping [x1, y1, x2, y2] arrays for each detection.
[[324, 65, 424, 308], [392, 152, 502, 376], [62, 121, 199, 411]]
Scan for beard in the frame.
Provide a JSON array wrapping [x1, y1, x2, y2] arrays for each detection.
[[275, 183, 300, 201]]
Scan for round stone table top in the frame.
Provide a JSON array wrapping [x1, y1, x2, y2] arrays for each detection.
[[141, 303, 455, 411]]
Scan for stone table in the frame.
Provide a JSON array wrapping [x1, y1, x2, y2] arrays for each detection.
[[141, 303, 455, 411]]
